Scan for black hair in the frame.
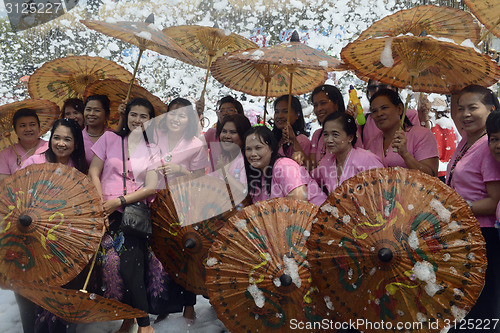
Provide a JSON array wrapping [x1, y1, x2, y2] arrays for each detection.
[[458, 85, 500, 112], [366, 79, 399, 100], [215, 95, 244, 135], [310, 84, 346, 118], [45, 118, 88, 174], [61, 98, 84, 118], [369, 88, 412, 129], [116, 98, 156, 142], [272, 95, 309, 145], [84, 95, 111, 118], [163, 97, 199, 140], [243, 126, 280, 198], [216, 114, 252, 148], [322, 112, 358, 147], [13, 108, 40, 129], [486, 111, 500, 138]]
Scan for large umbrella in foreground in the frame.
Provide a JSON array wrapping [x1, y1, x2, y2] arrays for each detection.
[[151, 174, 249, 296], [10, 281, 147, 323], [205, 198, 332, 333], [0, 99, 60, 153], [0, 163, 106, 288], [28, 55, 134, 108], [307, 168, 487, 333]]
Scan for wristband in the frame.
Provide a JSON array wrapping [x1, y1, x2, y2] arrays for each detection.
[[118, 196, 127, 206]]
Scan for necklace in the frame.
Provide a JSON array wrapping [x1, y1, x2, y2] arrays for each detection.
[[16, 143, 38, 166], [447, 132, 487, 186], [87, 130, 104, 137]]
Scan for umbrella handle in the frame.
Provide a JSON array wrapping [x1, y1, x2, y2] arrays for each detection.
[[220, 166, 235, 208], [125, 49, 144, 102], [400, 75, 415, 129], [80, 239, 102, 293], [200, 55, 213, 102], [263, 80, 270, 124], [287, 71, 294, 125], [480, 17, 500, 43]]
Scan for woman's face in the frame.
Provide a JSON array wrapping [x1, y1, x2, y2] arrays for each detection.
[[488, 131, 500, 163], [166, 104, 189, 134], [15, 116, 40, 145], [245, 134, 272, 171], [312, 91, 338, 124], [84, 100, 107, 128], [64, 106, 84, 128], [51, 124, 75, 163], [220, 122, 242, 151], [323, 119, 353, 155], [127, 105, 151, 132], [217, 102, 238, 123], [274, 100, 299, 130], [457, 92, 492, 137], [370, 95, 402, 132]]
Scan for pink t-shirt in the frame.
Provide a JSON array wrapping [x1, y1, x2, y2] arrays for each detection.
[[250, 157, 327, 206], [82, 128, 110, 165], [312, 147, 384, 194], [446, 135, 500, 228], [22, 154, 75, 168], [92, 131, 160, 205], [365, 126, 438, 168], [155, 134, 208, 173], [211, 153, 246, 184], [204, 127, 217, 148], [278, 134, 311, 158], [0, 140, 48, 175]]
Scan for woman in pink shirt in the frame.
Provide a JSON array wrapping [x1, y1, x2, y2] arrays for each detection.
[[446, 86, 500, 328], [244, 126, 326, 206], [309, 84, 346, 170], [366, 88, 438, 176], [312, 112, 383, 194], [0, 108, 48, 181], [82, 95, 111, 165], [272, 95, 311, 166], [61, 98, 85, 129], [89, 98, 158, 333]]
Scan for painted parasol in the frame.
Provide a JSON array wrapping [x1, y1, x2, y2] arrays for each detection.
[[81, 14, 201, 102], [307, 167, 487, 333], [0, 163, 106, 288], [150, 174, 250, 296], [162, 24, 258, 100], [463, 0, 500, 40], [9, 281, 147, 323], [0, 99, 60, 153], [205, 198, 332, 333], [83, 78, 167, 130], [357, 5, 481, 44], [28, 55, 133, 108]]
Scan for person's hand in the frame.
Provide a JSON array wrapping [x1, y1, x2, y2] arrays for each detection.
[[196, 95, 205, 115], [118, 99, 127, 119], [215, 155, 226, 171], [158, 163, 184, 176], [292, 151, 306, 166], [345, 102, 356, 117], [103, 198, 121, 215], [281, 124, 297, 146], [392, 130, 408, 156]]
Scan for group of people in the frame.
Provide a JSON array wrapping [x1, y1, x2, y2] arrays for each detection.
[[1, 79, 499, 332]]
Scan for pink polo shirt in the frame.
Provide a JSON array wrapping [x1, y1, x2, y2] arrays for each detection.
[[312, 147, 384, 194], [446, 135, 500, 228], [92, 131, 160, 205], [82, 128, 110, 165], [155, 134, 208, 172], [22, 154, 75, 168], [365, 126, 438, 168], [278, 134, 311, 158], [0, 140, 48, 175], [251, 157, 327, 206]]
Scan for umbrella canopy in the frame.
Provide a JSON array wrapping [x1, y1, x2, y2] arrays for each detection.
[[205, 198, 332, 333], [150, 174, 250, 296], [28, 55, 133, 108], [10, 281, 147, 323], [83, 79, 167, 130], [464, 0, 500, 39], [307, 168, 487, 333], [341, 35, 500, 94], [0, 163, 106, 288], [0, 99, 60, 152], [358, 5, 481, 44]]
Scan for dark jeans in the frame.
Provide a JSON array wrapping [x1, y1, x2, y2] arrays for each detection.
[[15, 293, 37, 333]]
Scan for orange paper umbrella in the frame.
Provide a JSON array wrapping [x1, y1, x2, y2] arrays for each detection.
[[83, 79, 167, 130], [150, 174, 250, 296], [358, 5, 481, 44], [28, 55, 133, 108], [162, 24, 258, 99], [464, 0, 500, 39], [0, 163, 106, 288], [205, 198, 332, 332], [307, 168, 487, 333], [0, 99, 59, 153], [10, 281, 147, 323], [341, 35, 500, 95]]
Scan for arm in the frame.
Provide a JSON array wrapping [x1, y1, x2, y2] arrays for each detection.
[[286, 185, 308, 201], [470, 181, 500, 216], [88, 155, 105, 199], [393, 129, 439, 176], [0, 174, 8, 181]]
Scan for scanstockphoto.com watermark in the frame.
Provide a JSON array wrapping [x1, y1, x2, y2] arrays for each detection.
[[289, 318, 500, 331]]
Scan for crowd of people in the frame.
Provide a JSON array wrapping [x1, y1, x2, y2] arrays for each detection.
[[1, 79, 499, 332]]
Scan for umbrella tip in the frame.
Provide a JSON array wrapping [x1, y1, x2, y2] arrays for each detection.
[[419, 30, 427, 37], [279, 274, 292, 287], [290, 30, 300, 42], [19, 215, 32, 227], [378, 247, 393, 263], [145, 13, 154, 24], [184, 238, 196, 249], [213, 22, 220, 29]]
